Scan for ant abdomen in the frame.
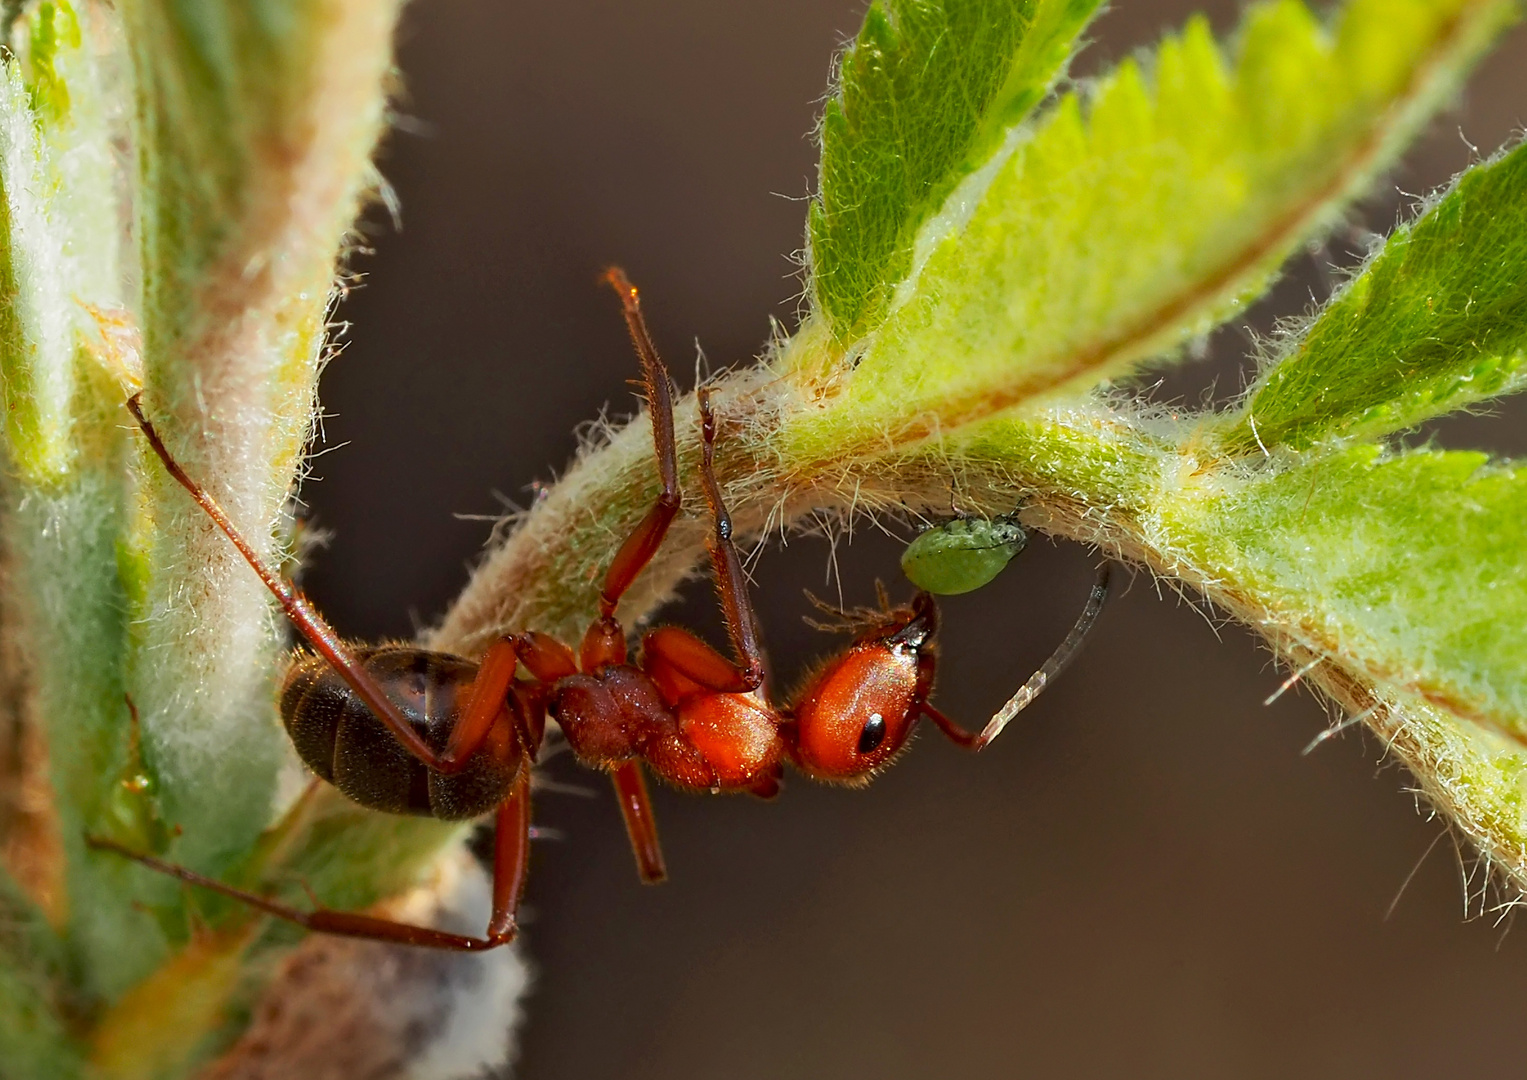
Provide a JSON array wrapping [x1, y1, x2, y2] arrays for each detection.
[[280, 646, 523, 820]]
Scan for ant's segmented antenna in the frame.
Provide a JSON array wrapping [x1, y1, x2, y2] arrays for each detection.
[[976, 563, 1112, 749]]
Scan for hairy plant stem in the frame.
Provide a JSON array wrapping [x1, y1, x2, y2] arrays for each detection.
[[428, 351, 1527, 903]]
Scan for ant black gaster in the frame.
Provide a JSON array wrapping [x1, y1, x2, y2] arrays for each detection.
[[94, 269, 1108, 950]]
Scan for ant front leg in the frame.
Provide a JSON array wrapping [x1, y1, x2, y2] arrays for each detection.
[[630, 391, 782, 801], [88, 761, 535, 951]]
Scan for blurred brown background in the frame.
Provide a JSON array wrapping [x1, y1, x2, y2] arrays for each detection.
[[305, 2, 1527, 1076]]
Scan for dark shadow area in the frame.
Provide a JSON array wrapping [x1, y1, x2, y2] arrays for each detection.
[[302, 2, 1527, 1076]]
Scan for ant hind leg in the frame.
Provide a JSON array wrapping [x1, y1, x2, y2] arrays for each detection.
[[87, 835, 512, 951], [87, 759, 538, 951]]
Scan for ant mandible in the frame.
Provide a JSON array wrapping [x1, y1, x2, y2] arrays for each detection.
[[94, 268, 1110, 951]]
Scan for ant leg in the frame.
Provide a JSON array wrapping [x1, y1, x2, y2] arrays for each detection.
[[487, 767, 533, 940], [126, 395, 447, 773], [631, 391, 768, 697], [86, 834, 514, 951], [975, 564, 1112, 749], [642, 626, 754, 699], [920, 702, 981, 749], [610, 760, 666, 884], [512, 626, 666, 882], [596, 268, 682, 620], [695, 388, 765, 690], [516, 631, 578, 682], [441, 637, 522, 768]]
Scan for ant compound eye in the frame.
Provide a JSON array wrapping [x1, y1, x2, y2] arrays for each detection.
[[901, 514, 1026, 596], [857, 713, 887, 755]]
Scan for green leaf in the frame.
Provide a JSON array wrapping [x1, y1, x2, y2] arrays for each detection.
[[129, 0, 344, 346], [0, 60, 77, 485], [1220, 140, 1527, 454], [782, 0, 1520, 469], [20, 1, 82, 126], [12, 481, 168, 1002], [0, 3, 170, 1001], [939, 417, 1527, 755], [1172, 445, 1527, 744], [1354, 689, 1527, 892], [809, 0, 1104, 343]]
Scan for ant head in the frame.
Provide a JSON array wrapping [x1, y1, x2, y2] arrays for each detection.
[[786, 593, 938, 785]]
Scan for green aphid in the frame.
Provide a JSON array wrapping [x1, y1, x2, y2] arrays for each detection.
[[900, 515, 1028, 595]]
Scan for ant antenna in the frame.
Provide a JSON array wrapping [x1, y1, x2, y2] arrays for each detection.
[[976, 563, 1112, 749]]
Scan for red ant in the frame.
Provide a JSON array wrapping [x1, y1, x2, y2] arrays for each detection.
[[92, 269, 1109, 951]]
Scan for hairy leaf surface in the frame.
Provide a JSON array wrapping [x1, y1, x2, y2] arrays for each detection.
[[784, 0, 1519, 467], [1172, 445, 1527, 743], [1220, 139, 1527, 454], [810, 0, 1104, 343]]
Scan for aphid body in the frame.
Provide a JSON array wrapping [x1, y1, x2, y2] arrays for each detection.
[[901, 515, 1027, 595]]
